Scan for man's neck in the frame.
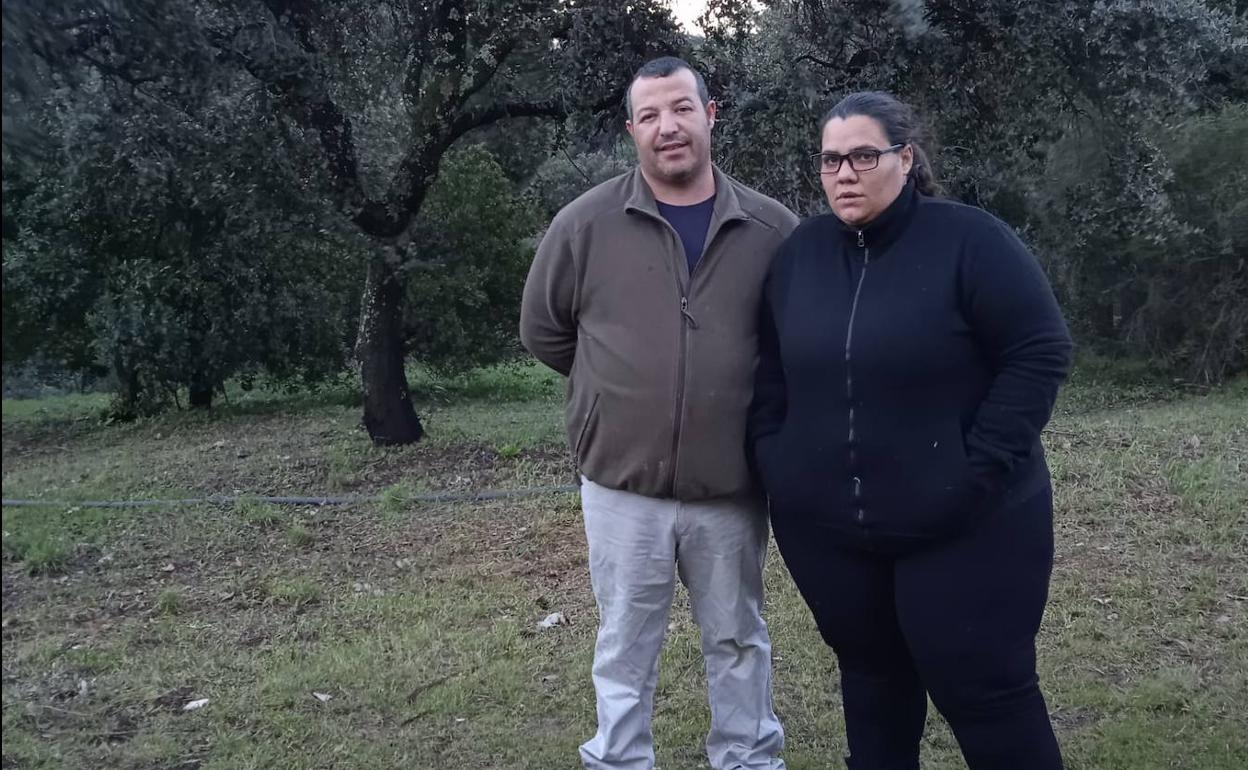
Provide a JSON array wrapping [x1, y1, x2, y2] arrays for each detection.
[[643, 166, 716, 206]]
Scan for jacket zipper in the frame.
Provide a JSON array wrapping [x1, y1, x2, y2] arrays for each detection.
[[574, 392, 601, 468], [845, 229, 870, 525], [670, 255, 704, 496], [654, 208, 731, 497]]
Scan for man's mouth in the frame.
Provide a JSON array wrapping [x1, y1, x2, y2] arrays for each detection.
[[657, 141, 688, 153]]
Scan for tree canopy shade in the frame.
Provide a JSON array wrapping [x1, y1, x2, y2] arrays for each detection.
[[3, 0, 1245, 422], [4, 0, 683, 440]]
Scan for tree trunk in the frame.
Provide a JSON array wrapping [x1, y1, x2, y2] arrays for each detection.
[[110, 351, 141, 420], [356, 249, 424, 445], [188, 376, 215, 409]]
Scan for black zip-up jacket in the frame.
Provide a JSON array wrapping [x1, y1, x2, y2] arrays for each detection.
[[749, 182, 1073, 542]]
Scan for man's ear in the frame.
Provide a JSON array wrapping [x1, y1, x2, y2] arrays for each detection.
[[706, 100, 717, 129], [625, 120, 635, 138]]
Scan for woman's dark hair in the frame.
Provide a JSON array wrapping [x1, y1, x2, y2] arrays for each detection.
[[820, 91, 943, 196]]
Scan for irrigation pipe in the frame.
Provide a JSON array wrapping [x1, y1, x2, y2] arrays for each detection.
[[1, 485, 580, 510]]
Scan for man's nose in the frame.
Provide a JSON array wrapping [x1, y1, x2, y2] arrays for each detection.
[[835, 159, 859, 181], [658, 110, 679, 135]]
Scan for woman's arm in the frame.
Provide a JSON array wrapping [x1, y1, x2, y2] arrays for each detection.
[[961, 217, 1075, 489]]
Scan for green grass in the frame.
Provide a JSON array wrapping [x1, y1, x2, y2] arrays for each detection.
[[266, 577, 323, 609], [2, 365, 1245, 769], [377, 481, 418, 520], [235, 496, 284, 527], [0, 390, 111, 423], [156, 587, 187, 615], [1, 504, 129, 575], [286, 521, 316, 547]]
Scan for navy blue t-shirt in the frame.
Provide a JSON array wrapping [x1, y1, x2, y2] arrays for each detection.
[[657, 194, 716, 274]]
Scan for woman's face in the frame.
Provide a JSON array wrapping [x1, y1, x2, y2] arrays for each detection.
[[819, 115, 913, 227]]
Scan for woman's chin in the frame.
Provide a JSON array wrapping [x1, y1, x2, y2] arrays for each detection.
[[832, 204, 871, 227]]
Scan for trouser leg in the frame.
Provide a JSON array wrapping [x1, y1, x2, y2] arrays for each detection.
[[579, 478, 679, 770], [896, 487, 1064, 770], [771, 515, 926, 770], [678, 494, 785, 769]]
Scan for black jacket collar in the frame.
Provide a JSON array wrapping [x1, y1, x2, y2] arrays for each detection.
[[834, 180, 920, 254]]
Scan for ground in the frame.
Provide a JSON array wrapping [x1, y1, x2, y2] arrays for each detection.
[[2, 364, 1245, 769]]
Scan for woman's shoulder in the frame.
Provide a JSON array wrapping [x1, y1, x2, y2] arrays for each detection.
[[913, 196, 1030, 255], [914, 195, 1009, 233]]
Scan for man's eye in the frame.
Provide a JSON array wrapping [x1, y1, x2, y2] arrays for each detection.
[[851, 151, 876, 163], [823, 155, 843, 167]]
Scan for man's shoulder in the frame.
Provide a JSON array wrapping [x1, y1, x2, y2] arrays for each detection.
[[548, 170, 637, 237], [721, 173, 799, 235]]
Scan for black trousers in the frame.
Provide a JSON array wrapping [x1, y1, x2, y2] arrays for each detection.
[[771, 487, 1063, 770]]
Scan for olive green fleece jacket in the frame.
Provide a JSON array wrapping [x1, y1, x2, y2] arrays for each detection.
[[520, 166, 798, 501]]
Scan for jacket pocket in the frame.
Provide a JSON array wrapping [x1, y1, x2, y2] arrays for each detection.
[[574, 392, 601, 466], [917, 426, 992, 535], [864, 421, 979, 538]]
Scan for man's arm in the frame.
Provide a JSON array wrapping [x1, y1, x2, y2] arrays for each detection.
[[520, 216, 579, 376]]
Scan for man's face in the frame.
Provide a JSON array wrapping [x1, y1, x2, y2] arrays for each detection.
[[626, 70, 716, 189]]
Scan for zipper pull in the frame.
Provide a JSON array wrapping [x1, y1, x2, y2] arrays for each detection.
[[680, 296, 699, 328], [857, 230, 865, 248]]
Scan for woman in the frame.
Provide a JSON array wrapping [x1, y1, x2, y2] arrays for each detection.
[[750, 91, 1072, 769]]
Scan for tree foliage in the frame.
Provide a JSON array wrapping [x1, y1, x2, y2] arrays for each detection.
[[402, 145, 539, 373], [4, 0, 684, 437], [2, 70, 360, 415], [699, 0, 1248, 380], [3, 0, 1245, 422]]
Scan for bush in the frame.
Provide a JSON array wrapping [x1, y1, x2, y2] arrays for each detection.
[[2, 81, 360, 417], [1036, 104, 1248, 382], [401, 146, 541, 373]]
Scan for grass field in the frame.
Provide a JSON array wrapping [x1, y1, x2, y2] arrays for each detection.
[[2, 363, 1245, 769]]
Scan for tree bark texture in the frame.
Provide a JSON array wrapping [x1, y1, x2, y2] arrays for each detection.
[[357, 250, 424, 445]]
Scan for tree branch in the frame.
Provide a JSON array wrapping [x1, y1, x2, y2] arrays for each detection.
[[448, 84, 625, 143], [448, 97, 567, 139], [794, 52, 838, 69], [456, 34, 518, 107], [208, 21, 369, 221], [259, 0, 320, 53], [410, 0, 467, 118]]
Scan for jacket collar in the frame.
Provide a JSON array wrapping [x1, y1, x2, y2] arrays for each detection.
[[835, 179, 920, 253], [625, 165, 751, 233]]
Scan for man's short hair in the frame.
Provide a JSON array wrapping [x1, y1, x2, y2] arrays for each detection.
[[626, 56, 710, 119]]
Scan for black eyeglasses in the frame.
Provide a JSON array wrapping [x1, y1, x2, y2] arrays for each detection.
[[810, 143, 905, 174]]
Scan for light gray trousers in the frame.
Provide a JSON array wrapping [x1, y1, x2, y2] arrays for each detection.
[[578, 477, 785, 770]]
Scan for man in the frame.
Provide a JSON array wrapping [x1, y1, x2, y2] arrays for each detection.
[[520, 57, 798, 769]]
